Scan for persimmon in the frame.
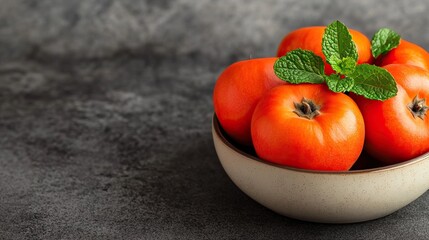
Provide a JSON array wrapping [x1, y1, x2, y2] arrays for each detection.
[[353, 64, 429, 164], [277, 26, 373, 75], [376, 39, 429, 71], [251, 84, 365, 171], [213, 58, 285, 146]]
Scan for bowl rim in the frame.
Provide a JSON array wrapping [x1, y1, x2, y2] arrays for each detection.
[[213, 113, 429, 174]]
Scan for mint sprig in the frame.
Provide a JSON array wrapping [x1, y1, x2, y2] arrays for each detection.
[[371, 28, 401, 58], [274, 20, 398, 101]]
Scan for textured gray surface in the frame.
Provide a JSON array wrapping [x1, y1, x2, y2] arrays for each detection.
[[0, 0, 428, 239]]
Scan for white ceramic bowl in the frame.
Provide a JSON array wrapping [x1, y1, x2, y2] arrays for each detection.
[[212, 114, 429, 223]]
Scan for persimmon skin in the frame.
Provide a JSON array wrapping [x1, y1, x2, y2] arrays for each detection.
[[353, 64, 429, 164], [277, 26, 373, 75], [213, 58, 285, 146], [376, 40, 429, 71], [251, 84, 365, 171]]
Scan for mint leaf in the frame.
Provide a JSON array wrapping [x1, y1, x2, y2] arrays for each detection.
[[325, 74, 354, 92], [349, 64, 397, 100], [371, 28, 401, 58], [274, 49, 325, 84], [329, 56, 357, 75], [322, 20, 358, 74]]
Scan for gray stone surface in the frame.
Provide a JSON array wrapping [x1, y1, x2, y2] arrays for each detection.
[[0, 0, 428, 239]]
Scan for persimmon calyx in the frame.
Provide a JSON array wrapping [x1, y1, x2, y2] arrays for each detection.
[[293, 98, 321, 119], [408, 96, 428, 120]]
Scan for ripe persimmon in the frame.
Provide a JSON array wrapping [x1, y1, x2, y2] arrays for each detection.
[[376, 39, 429, 71], [277, 26, 373, 75], [251, 84, 365, 171], [213, 58, 285, 146], [354, 64, 429, 164]]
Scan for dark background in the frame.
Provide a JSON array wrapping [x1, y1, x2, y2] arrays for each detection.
[[0, 0, 428, 239]]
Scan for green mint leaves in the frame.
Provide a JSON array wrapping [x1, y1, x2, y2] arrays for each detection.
[[322, 20, 358, 75], [371, 28, 401, 58], [274, 20, 398, 101], [349, 64, 398, 100], [325, 74, 354, 93], [274, 49, 325, 84]]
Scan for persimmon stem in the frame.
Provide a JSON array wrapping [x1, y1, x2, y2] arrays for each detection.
[[412, 101, 423, 112], [293, 98, 321, 120], [301, 101, 312, 115], [408, 96, 428, 120]]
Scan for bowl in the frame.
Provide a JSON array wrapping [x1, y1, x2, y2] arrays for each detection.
[[212, 114, 429, 223]]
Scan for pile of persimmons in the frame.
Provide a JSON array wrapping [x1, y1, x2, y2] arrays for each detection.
[[213, 20, 429, 171]]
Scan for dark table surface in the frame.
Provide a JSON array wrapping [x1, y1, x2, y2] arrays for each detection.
[[0, 0, 428, 239]]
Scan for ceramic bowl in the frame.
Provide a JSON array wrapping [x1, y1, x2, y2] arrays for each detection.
[[212, 114, 429, 223]]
